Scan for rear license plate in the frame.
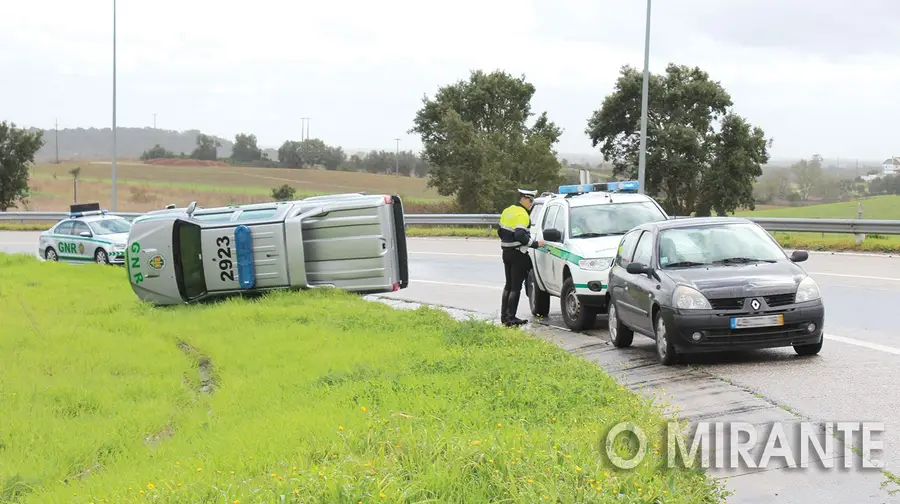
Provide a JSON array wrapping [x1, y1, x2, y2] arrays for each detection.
[[730, 314, 784, 329]]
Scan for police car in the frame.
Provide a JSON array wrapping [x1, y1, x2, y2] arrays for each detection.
[[38, 203, 132, 265], [125, 194, 409, 306], [526, 181, 671, 331]]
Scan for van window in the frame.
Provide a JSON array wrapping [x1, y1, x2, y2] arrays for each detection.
[[173, 221, 207, 301], [529, 203, 543, 227], [193, 212, 235, 222], [236, 209, 277, 221]]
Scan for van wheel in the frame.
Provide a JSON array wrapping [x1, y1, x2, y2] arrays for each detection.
[[45, 247, 59, 261], [528, 270, 550, 318], [560, 277, 597, 331], [607, 299, 633, 348]]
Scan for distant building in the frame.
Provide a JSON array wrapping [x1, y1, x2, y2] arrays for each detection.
[[882, 157, 899, 175]]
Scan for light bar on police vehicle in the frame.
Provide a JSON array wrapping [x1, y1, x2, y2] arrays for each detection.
[[557, 184, 597, 195], [69, 202, 108, 218], [601, 180, 640, 193], [557, 180, 640, 196]]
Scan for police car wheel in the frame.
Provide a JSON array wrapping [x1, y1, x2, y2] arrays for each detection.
[[528, 271, 550, 317], [95, 249, 109, 265], [560, 277, 597, 332], [45, 247, 59, 261]]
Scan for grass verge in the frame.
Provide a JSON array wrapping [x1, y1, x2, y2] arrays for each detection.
[[0, 253, 726, 503]]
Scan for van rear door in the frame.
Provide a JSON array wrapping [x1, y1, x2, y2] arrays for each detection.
[[282, 194, 408, 293]]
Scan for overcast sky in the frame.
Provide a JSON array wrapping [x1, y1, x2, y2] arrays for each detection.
[[2, 0, 899, 162]]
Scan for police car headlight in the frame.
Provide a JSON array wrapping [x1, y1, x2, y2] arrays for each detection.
[[795, 276, 821, 303], [114, 243, 126, 250], [673, 286, 711, 310], [578, 258, 613, 270]]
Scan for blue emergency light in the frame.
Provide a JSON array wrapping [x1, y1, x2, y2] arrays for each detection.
[[557, 184, 596, 195], [605, 180, 640, 193]]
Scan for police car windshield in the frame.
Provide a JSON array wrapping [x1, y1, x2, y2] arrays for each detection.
[[89, 218, 132, 235], [658, 223, 784, 268], [569, 201, 667, 238]]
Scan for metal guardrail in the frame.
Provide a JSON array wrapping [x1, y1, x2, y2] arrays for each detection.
[[2, 211, 900, 235]]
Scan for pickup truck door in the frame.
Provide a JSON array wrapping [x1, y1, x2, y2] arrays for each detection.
[[540, 203, 567, 295], [199, 208, 290, 292]]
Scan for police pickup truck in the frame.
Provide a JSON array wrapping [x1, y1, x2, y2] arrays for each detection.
[[526, 181, 670, 331], [124, 193, 409, 306]]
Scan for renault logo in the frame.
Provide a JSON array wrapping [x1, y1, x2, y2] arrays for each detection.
[[750, 299, 761, 310]]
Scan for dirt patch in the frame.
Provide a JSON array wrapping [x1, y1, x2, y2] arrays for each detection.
[[177, 340, 217, 395], [143, 158, 230, 167]]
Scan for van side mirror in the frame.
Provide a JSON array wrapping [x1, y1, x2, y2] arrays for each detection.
[[790, 250, 809, 263], [543, 228, 562, 242]]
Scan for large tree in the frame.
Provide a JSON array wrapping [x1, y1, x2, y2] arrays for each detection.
[[0, 121, 44, 211], [410, 70, 564, 213], [585, 64, 771, 216]]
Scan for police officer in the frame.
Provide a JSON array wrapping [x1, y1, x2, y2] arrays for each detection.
[[497, 189, 545, 326]]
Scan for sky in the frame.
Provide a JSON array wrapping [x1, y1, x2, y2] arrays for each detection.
[[2, 0, 899, 162]]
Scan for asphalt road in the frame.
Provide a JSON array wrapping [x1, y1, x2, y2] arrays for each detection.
[[5, 232, 900, 502]]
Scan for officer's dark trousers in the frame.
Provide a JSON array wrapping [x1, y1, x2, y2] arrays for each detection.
[[501, 247, 531, 322]]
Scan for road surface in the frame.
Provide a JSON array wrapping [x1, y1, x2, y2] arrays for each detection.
[[4, 232, 900, 503]]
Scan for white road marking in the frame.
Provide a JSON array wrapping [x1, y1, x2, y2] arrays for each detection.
[[412, 279, 503, 290], [409, 251, 497, 258], [808, 271, 900, 282], [824, 334, 900, 356]]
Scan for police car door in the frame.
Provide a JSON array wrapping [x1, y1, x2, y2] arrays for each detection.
[[540, 202, 566, 294], [69, 220, 94, 262]]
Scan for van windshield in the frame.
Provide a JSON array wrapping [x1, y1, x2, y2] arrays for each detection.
[[173, 221, 207, 300], [569, 201, 668, 238]]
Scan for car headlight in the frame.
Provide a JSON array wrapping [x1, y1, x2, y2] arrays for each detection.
[[114, 243, 126, 250], [795, 276, 821, 303], [673, 285, 711, 310], [578, 257, 613, 270]]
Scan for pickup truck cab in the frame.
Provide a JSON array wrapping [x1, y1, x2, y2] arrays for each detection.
[[125, 193, 409, 306], [526, 181, 670, 331]]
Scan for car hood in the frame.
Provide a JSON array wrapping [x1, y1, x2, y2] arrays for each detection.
[[102, 232, 130, 244], [663, 261, 806, 297], [568, 235, 623, 259]]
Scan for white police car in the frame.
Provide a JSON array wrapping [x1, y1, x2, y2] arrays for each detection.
[[38, 203, 132, 265], [526, 181, 670, 331]]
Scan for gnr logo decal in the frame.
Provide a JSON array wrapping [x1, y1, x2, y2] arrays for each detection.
[[148, 255, 166, 270]]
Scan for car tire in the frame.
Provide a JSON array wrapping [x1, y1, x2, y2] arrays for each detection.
[[793, 338, 823, 356], [528, 270, 551, 318], [560, 277, 597, 331], [95, 248, 109, 265], [607, 299, 634, 348], [45, 247, 58, 261], [654, 311, 678, 366]]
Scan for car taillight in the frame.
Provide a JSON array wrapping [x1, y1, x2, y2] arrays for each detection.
[[392, 282, 400, 291], [383, 195, 393, 204]]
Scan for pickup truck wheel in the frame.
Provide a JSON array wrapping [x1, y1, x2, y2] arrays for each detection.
[[560, 277, 597, 331], [528, 270, 550, 317], [607, 299, 634, 348]]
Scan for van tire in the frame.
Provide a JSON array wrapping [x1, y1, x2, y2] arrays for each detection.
[[560, 277, 597, 331], [528, 270, 550, 318]]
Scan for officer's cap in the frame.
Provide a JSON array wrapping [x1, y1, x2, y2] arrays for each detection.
[[517, 188, 537, 199]]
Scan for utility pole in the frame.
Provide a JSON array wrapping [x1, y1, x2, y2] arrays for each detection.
[[300, 117, 310, 141], [153, 113, 157, 129], [637, 0, 652, 195], [394, 138, 400, 176], [111, 0, 118, 211], [55, 118, 59, 164]]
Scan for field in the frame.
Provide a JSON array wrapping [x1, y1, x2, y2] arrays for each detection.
[[0, 254, 726, 504], [17, 161, 450, 213]]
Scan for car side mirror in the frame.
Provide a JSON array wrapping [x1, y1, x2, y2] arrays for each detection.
[[79, 231, 91, 237], [543, 228, 562, 242], [790, 250, 809, 263], [626, 262, 649, 275]]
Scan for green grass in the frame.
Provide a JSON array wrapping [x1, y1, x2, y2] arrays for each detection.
[[0, 253, 726, 503]]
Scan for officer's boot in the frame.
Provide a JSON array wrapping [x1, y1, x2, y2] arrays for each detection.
[[507, 289, 527, 326], [500, 289, 510, 325]]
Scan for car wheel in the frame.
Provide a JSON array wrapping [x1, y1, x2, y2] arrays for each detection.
[[607, 299, 634, 348], [560, 277, 597, 332], [95, 248, 109, 265], [45, 247, 58, 261], [793, 338, 823, 356], [528, 270, 551, 318], [654, 311, 678, 366]]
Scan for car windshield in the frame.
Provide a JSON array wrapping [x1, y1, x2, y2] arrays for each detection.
[[89, 218, 132, 235], [658, 223, 786, 268], [568, 201, 667, 238]]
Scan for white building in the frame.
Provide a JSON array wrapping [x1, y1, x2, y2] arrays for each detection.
[[882, 157, 899, 175]]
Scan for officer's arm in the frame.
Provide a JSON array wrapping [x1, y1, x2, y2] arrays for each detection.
[[514, 227, 540, 248]]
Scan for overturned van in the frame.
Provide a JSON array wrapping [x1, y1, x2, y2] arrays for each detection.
[[125, 194, 409, 305]]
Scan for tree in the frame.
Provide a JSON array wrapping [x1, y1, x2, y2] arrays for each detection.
[[410, 70, 564, 212], [140, 144, 175, 160], [585, 64, 771, 216], [790, 154, 824, 200], [231, 133, 262, 163], [190, 134, 221, 161], [0, 121, 44, 211], [271, 184, 296, 201]]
